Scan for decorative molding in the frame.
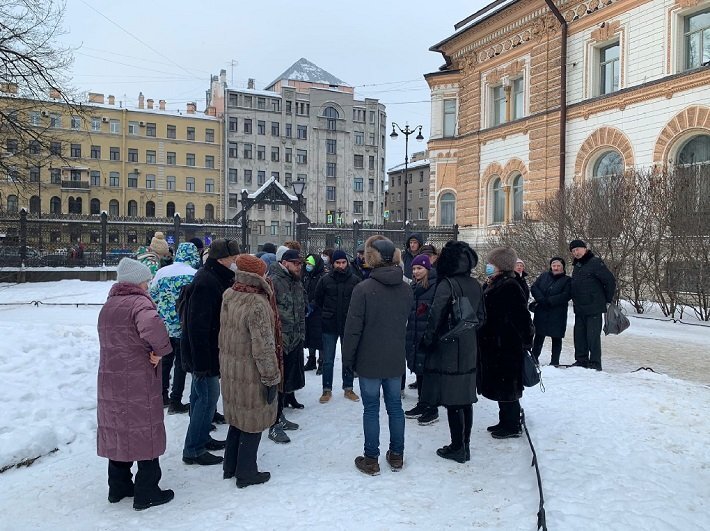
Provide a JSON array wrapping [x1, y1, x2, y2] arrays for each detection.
[[486, 59, 526, 84], [653, 105, 710, 163], [591, 20, 621, 42], [676, 0, 702, 7], [574, 127, 635, 180], [503, 158, 529, 183]]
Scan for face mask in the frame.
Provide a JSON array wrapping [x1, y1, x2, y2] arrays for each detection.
[[485, 263, 496, 277], [229, 263, 238, 272], [305, 264, 314, 273], [321, 255, 330, 265]]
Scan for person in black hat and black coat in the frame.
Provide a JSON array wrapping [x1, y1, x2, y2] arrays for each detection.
[[303, 253, 326, 371], [530, 257, 572, 366], [478, 246, 533, 440], [569, 239, 616, 370]]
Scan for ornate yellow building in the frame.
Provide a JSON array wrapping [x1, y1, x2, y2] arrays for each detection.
[[0, 91, 223, 220]]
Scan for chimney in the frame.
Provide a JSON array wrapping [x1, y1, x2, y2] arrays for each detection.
[[247, 78, 255, 89], [88, 92, 104, 104], [186, 102, 196, 114], [220, 69, 227, 84], [206, 106, 216, 117], [138, 92, 144, 109], [108, 95, 115, 105], [147, 98, 154, 110], [159, 99, 166, 110]]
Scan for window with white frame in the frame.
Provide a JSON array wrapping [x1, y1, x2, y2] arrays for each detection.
[[511, 173, 524, 221], [492, 86, 506, 126], [511, 78, 525, 120], [684, 8, 710, 70], [490, 178, 505, 224], [599, 42, 620, 95], [443, 98, 456, 137], [592, 150, 624, 178]]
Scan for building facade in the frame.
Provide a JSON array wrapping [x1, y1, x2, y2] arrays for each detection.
[[208, 59, 387, 248], [385, 151, 432, 226], [425, 0, 710, 244], [0, 91, 222, 221]]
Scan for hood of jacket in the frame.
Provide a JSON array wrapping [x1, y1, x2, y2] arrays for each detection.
[[233, 270, 273, 297], [407, 233, 423, 250], [175, 242, 200, 269], [332, 266, 353, 282], [305, 253, 325, 276], [436, 241, 479, 278], [369, 264, 404, 286]]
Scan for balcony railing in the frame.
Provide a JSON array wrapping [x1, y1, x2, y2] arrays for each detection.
[[61, 180, 90, 189]]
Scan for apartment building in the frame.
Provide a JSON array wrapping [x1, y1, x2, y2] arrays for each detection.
[[385, 151, 432, 226], [0, 90, 222, 220], [208, 58, 387, 247], [425, 0, 710, 244]]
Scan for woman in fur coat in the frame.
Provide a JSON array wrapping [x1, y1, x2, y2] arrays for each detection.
[[478, 247, 534, 439]]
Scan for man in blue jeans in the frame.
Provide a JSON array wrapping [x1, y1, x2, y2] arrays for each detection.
[[314, 250, 361, 404], [343, 236, 413, 475], [181, 239, 239, 465]]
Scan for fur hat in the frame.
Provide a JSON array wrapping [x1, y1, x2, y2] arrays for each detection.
[[261, 242, 277, 255], [116, 257, 152, 285], [150, 232, 170, 257], [236, 254, 267, 277], [208, 239, 240, 260], [332, 250, 348, 263], [569, 239, 587, 251], [436, 241, 478, 278], [411, 254, 431, 270], [276, 245, 289, 261], [487, 246, 518, 272], [365, 235, 400, 268]]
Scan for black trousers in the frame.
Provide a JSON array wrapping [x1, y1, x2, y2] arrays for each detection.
[[445, 405, 473, 449], [531, 334, 562, 365], [223, 426, 262, 479], [108, 458, 161, 503], [162, 338, 187, 403], [497, 400, 521, 430], [573, 313, 603, 368]]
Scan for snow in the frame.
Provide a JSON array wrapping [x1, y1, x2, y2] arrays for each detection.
[[0, 280, 708, 530], [387, 158, 431, 174], [266, 58, 348, 90]]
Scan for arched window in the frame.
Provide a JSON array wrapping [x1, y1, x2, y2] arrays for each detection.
[[7, 194, 18, 213], [29, 196, 40, 214], [512, 174, 524, 221], [50, 196, 61, 214], [439, 193, 456, 225], [677, 134, 710, 166], [323, 106, 339, 131], [592, 150, 624, 178], [109, 199, 119, 217], [491, 178, 504, 224], [204, 204, 214, 220], [186, 202, 195, 221], [68, 196, 82, 214], [127, 200, 138, 217], [166, 201, 175, 218], [90, 198, 101, 215], [146, 201, 155, 218]]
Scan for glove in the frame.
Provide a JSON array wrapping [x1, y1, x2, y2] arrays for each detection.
[[264, 384, 278, 405]]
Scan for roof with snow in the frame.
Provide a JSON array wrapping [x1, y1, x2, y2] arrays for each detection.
[[244, 176, 297, 201], [387, 159, 431, 174], [265, 58, 349, 90]]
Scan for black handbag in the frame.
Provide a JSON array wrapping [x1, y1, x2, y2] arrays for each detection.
[[523, 350, 542, 389], [439, 278, 478, 342]]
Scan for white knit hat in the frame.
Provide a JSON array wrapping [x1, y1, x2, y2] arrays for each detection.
[[275, 245, 289, 261], [116, 257, 153, 285], [150, 231, 170, 257]]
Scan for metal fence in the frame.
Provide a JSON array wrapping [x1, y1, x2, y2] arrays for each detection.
[[0, 210, 240, 267]]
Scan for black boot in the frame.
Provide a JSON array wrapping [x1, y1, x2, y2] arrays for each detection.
[[487, 409, 503, 432], [436, 444, 467, 463], [316, 358, 323, 375], [491, 401, 521, 439], [108, 460, 134, 503], [133, 458, 174, 511], [237, 471, 271, 488], [304, 356, 317, 371], [463, 405, 472, 462], [284, 392, 304, 409]]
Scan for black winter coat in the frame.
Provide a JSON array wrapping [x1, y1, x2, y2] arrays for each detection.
[[342, 265, 413, 379], [531, 271, 572, 338], [314, 267, 360, 336], [303, 255, 326, 349], [477, 272, 533, 402], [405, 269, 438, 375], [571, 251, 616, 315], [181, 258, 234, 377], [516, 271, 530, 300], [420, 242, 485, 407]]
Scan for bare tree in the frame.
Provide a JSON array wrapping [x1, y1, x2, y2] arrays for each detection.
[[0, 0, 76, 192]]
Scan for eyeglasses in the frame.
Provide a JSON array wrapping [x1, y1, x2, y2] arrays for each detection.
[[286, 260, 303, 265]]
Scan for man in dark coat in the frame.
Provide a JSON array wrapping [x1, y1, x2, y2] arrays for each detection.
[[343, 236, 413, 475], [420, 241, 485, 463], [314, 250, 360, 404], [478, 246, 534, 439], [181, 239, 239, 466], [350, 244, 370, 280], [268, 248, 306, 443], [569, 239, 616, 370], [303, 253, 326, 371], [402, 233, 423, 280], [530, 257, 572, 366]]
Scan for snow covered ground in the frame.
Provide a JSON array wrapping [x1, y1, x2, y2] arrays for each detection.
[[0, 280, 708, 530]]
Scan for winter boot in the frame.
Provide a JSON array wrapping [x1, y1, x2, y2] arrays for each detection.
[[436, 444, 467, 464], [354, 455, 380, 476], [205, 436, 226, 451], [132, 459, 174, 511], [167, 401, 190, 415], [344, 389, 360, 402], [268, 424, 290, 444], [107, 460, 134, 503], [418, 408, 439, 426], [385, 451, 403, 471], [182, 452, 223, 466], [284, 393, 304, 409], [304, 354, 317, 371], [571, 359, 588, 368], [236, 471, 271, 488], [405, 403, 427, 419], [491, 426, 521, 439], [213, 411, 226, 424], [319, 390, 332, 403]]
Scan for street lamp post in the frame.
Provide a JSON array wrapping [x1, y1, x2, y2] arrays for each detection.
[[292, 179, 306, 244], [390, 122, 424, 230]]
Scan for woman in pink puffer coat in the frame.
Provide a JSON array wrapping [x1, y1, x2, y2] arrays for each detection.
[[97, 258, 174, 511]]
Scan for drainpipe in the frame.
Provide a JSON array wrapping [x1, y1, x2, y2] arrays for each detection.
[[544, 0, 568, 252]]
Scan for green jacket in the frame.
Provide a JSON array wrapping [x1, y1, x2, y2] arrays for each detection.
[[269, 262, 306, 352]]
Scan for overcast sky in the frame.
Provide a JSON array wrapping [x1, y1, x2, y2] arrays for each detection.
[[60, 0, 488, 169]]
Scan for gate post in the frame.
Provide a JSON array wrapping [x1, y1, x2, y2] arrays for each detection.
[[19, 208, 27, 265], [100, 211, 108, 266], [240, 190, 249, 253], [453, 224, 459, 241], [352, 220, 361, 257], [173, 213, 181, 247]]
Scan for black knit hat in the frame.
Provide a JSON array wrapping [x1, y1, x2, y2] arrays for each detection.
[[549, 256, 566, 270], [569, 239, 587, 251]]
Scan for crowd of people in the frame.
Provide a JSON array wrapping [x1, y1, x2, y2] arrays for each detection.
[[96, 231, 616, 510]]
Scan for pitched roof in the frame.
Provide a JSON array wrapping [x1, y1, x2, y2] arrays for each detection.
[[265, 58, 348, 90]]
